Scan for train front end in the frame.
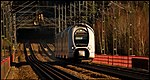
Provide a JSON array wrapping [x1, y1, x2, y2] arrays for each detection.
[[72, 23, 95, 61]]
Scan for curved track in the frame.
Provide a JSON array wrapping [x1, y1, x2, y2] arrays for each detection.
[[24, 43, 80, 80], [23, 42, 149, 80], [41, 42, 149, 80]]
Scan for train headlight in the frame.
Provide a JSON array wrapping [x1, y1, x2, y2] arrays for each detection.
[[72, 46, 74, 50]]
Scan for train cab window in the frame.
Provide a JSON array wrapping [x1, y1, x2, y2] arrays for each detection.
[[74, 28, 89, 47]]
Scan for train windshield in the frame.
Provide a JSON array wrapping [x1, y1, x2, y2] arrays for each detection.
[[74, 29, 89, 47]]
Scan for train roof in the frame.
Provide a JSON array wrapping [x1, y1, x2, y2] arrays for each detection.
[[55, 23, 94, 38]]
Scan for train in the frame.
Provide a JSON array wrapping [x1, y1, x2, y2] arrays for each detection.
[[55, 23, 95, 62]]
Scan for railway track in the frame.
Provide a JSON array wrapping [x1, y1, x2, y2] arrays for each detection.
[[34, 43, 120, 79], [40, 43, 119, 79], [52, 63, 119, 79], [24, 42, 149, 80], [24, 43, 80, 80], [53, 59, 149, 80], [73, 62, 149, 80]]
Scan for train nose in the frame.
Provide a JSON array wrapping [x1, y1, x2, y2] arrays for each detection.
[[78, 50, 85, 56], [74, 48, 89, 59]]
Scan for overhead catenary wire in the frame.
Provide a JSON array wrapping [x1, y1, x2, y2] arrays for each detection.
[[12, 1, 30, 12], [14, 1, 36, 14]]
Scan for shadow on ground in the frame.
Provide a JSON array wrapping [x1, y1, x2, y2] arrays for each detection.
[[11, 62, 29, 68]]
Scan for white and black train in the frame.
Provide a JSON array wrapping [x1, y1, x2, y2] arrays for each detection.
[[55, 23, 95, 62]]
